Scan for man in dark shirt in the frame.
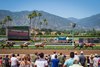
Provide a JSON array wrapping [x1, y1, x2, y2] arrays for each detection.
[[79, 51, 86, 67], [4, 55, 10, 67]]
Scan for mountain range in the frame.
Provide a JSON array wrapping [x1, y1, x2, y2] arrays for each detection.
[[0, 10, 100, 30]]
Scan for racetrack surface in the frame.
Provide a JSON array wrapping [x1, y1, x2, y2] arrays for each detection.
[[0, 49, 100, 55]]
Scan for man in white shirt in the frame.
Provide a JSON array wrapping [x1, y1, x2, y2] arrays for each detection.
[[74, 51, 79, 61], [51, 51, 57, 59], [93, 54, 99, 67], [34, 52, 48, 67], [11, 54, 18, 67]]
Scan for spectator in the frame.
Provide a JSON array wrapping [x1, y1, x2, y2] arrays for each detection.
[[34, 52, 48, 67], [0, 56, 2, 66], [27, 54, 34, 67], [63, 55, 67, 64], [32, 52, 39, 63], [79, 51, 86, 67], [9, 53, 14, 66], [86, 56, 90, 67], [98, 55, 100, 67], [1, 52, 100, 67], [19, 55, 30, 67], [74, 51, 79, 61], [51, 51, 57, 59], [51, 55, 59, 67], [90, 54, 94, 67], [63, 52, 74, 67], [16, 54, 21, 61], [11, 54, 19, 67], [93, 54, 99, 67], [16, 54, 21, 66], [69, 60, 83, 67], [25, 54, 31, 62], [4, 55, 10, 67], [58, 53, 64, 67], [45, 55, 49, 63], [48, 54, 51, 67], [2, 55, 5, 67]]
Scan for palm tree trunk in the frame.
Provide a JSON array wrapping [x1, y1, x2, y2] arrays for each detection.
[[30, 18, 31, 29], [33, 18, 36, 29], [40, 24, 41, 30], [37, 17, 40, 29], [6, 22, 8, 38], [29, 18, 31, 37]]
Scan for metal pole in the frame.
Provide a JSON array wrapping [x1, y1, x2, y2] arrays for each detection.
[[71, 23, 76, 46], [72, 27, 74, 46]]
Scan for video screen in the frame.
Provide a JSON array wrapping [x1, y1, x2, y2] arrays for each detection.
[[8, 26, 30, 41]]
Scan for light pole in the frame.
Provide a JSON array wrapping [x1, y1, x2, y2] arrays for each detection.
[[70, 23, 76, 46]]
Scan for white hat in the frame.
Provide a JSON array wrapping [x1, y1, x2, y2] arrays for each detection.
[[95, 53, 98, 56]]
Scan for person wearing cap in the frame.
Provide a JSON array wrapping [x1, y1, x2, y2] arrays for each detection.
[[93, 54, 99, 67], [79, 51, 86, 67]]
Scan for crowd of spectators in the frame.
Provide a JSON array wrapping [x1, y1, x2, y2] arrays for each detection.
[[0, 51, 100, 67]]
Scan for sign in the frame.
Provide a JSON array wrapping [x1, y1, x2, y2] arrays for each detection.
[[7, 26, 30, 41]]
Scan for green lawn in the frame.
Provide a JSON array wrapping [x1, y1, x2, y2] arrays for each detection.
[[0, 35, 100, 50], [0, 45, 100, 50]]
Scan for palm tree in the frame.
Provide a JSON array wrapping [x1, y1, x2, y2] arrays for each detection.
[[43, 19, 48, 41], [3, 16, 12, 36], [37, 12, 42, 29], [0, 21, 6, 35], [3, 16, 12, 27], [0, 21, 5, 29], [45, 21, 48, 26], [71, 22, 76, 28], [28, 14, 33, 29], [43, 19, 48, 28], [38, 13, 42, 20], [28, 11, 38, 29], [0, 21, 2, 27], [31, 11, 38, 29], [39, 21, 42, 30], [39, 21, 43, 41]]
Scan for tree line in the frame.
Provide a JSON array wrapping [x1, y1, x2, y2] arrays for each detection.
[[0, 11, 100, 36], [0, 10, 48, 35]]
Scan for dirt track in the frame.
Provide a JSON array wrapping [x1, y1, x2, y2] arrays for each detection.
[[0, 49, 100, 55]]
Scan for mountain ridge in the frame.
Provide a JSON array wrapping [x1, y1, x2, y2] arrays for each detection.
[[0, 10, 100, 30]]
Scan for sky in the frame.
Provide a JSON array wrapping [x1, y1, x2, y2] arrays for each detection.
[[0, 0, 100, 19]]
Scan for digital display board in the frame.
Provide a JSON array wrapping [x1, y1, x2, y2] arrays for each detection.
[[8, 26, 30, 41]]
